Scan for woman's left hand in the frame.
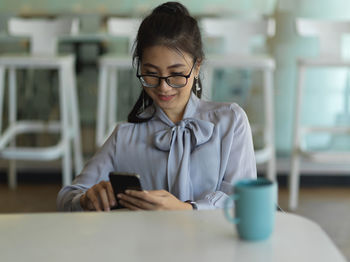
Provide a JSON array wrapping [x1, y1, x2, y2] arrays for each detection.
[[117, 190, 193, 211]]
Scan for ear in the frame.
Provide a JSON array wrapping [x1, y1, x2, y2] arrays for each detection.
[[195, 59, 202, 77]]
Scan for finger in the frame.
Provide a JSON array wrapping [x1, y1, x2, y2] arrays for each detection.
[[87, 201, 95, 211], [80, 194, 91, 211], [125, 190, 148, 198], [125, 190, 165, 205], [124, 190, 158, 205], [105, 181, 117, 207], [147, 190, 169, 196], [118, 194, 156, 210], [86, 189, 102, 211], [98, 188, 111, 211], [119, 200, 142, 211], [83, 194, 96, 210]]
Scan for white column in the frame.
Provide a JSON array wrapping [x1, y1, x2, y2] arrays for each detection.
[[59, 64, 72, 186], [263, 68, 276, 181], [289, 64, 305, 210], [96, 63, 108, 147]]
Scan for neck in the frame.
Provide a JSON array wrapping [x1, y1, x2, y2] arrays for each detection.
[[164, 108, 185, 124]]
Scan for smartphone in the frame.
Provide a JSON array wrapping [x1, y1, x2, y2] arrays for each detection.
[[109, 172, 143, 209]]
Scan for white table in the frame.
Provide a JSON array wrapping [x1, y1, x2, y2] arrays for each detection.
[[0, 210, 346, 262]]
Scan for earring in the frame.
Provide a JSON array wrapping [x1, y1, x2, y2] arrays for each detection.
[[195, 76, 200, 96]]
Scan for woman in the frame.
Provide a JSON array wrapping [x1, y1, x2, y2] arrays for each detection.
[[57, 2, 256, 211]]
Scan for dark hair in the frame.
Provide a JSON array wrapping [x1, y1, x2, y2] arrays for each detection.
[[127, 1, 204, 123]]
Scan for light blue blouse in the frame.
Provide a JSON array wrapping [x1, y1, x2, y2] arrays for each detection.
[[57, 93, 257, 211]]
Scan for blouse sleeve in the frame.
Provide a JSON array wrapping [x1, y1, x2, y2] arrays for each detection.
[[56, 127, 118, 211], [195, 104, 257, 210]]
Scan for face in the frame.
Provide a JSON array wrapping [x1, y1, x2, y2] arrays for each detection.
[[140, 45, 200, 123]]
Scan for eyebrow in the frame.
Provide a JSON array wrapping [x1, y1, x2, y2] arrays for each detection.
[[143, 63, 187, 69]]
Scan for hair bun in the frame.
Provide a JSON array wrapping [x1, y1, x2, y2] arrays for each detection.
[[152, 2, 190, 16]]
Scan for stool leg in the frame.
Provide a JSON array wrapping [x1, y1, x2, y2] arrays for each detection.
[[108, 67, 117, 135], [62, 137, 72, 187], [59, 66, 72, 186], [67, 63, 83, 175], [263, 69, 276, 181], [289, 65, 305, 210], [8, 67, 17, 189], [96, 64, 108, 147]]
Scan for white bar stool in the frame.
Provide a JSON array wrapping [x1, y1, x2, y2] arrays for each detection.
[[290, 18, 350, 210], [96, 18, 141, 147], [0, 18, 83, 189], [200, 17, 276, 182]]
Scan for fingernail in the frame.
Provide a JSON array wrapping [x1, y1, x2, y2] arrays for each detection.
[[125, 190, 130, 194], [117, 194, 122, 198]]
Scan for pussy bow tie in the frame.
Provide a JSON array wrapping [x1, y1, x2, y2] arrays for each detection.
[[153, 118, 214, 200]]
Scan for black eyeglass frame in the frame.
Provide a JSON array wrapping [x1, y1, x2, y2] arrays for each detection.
[[136, 59, 197, 88]]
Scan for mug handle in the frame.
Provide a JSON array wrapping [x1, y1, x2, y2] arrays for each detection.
[[224, 194, 240, 224]]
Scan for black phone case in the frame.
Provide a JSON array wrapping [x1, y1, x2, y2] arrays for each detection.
[[109, 172, 142, 209]]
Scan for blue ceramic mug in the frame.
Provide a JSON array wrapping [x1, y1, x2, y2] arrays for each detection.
[[224, 178, 278, 241]]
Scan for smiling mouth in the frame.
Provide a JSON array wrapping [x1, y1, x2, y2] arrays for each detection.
[[157, 94, 176, 101]]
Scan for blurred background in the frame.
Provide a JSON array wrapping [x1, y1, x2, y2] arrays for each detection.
[[0, 0, 349, 259]]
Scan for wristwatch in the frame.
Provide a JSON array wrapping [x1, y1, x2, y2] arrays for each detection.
[[185, 200, 198, 210]]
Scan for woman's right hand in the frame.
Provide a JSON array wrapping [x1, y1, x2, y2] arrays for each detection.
[[80, 181, 117, 211]]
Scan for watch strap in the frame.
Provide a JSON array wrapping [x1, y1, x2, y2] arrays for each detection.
[[185, 200, 198, 210]]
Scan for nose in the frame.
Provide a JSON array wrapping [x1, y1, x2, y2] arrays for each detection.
[[158, 78, 172, 91]]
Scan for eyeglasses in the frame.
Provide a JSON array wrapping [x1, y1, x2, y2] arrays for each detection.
[[136, 60, 196, 88]]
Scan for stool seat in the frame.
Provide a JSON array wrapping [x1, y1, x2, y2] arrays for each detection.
[[0, 53, 75, 68], [99, 54, 132, 67]]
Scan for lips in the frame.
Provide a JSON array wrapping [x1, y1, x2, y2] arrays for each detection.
[[157, 94, 176, 102]]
